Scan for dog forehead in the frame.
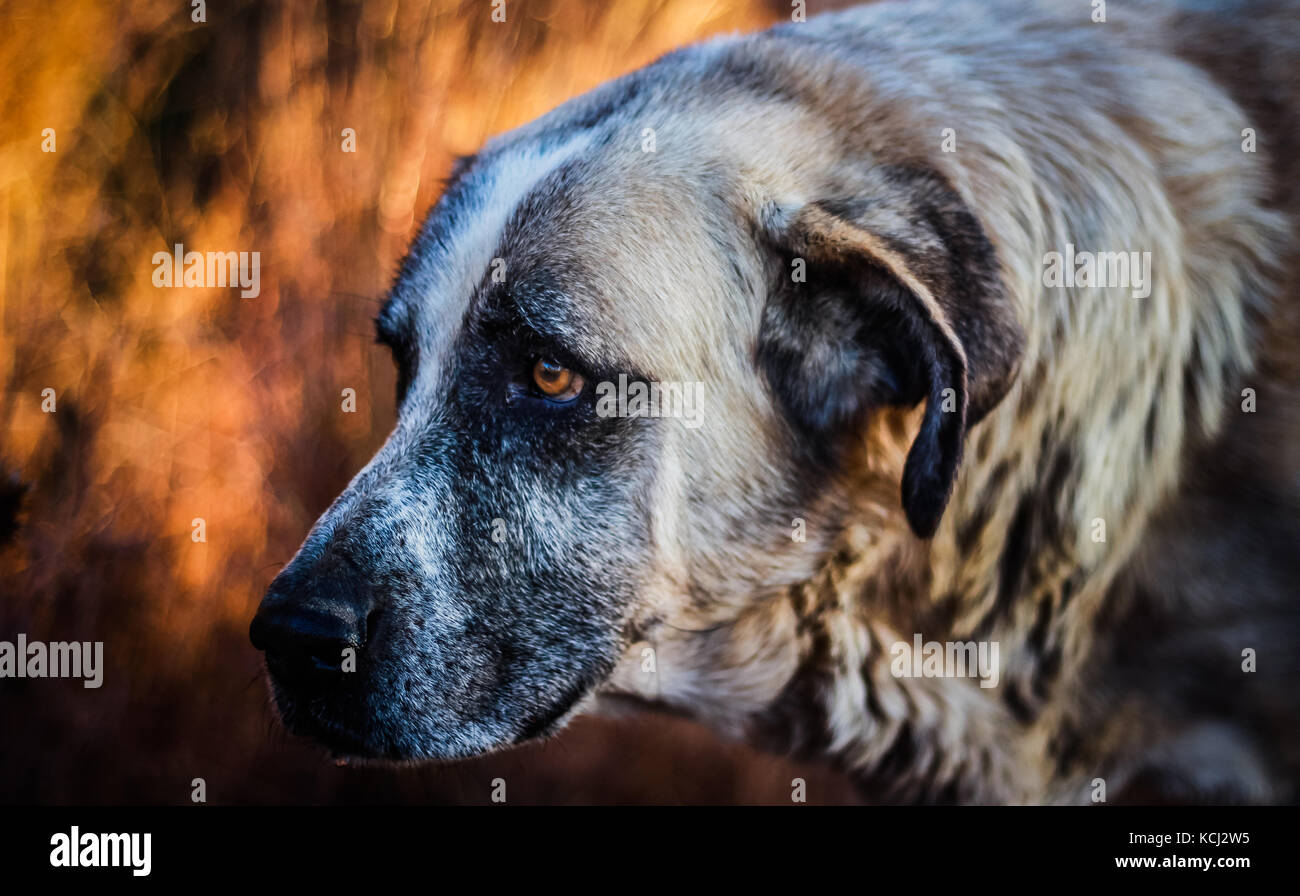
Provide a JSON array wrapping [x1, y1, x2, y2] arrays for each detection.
[[383, 132, 598, 381], [385, 58, 810, 387], [513, 170, 731, 352], [392, 153, 748, 390]]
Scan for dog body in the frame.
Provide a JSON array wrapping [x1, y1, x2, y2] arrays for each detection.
[[251, 0, 1300, 803]]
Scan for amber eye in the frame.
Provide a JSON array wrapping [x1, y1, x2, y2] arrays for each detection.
[[531, 357, 584, 400]]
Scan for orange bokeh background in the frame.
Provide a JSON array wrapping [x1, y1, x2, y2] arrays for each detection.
[[0, 0, 859, 803]]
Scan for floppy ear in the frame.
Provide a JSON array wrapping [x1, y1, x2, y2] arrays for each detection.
[[757, 166, 1023, 539]]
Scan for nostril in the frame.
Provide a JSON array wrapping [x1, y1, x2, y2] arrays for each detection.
[[250, 603, 361, 677], [251, 546, 376, 684], [294, 630, 353, 672]]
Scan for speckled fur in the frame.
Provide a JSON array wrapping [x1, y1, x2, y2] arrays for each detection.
[[261, 0, 1300, 802]]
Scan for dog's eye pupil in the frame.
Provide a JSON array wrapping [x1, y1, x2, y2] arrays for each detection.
[[532, 358, 582, 399], [533, 358, 570, 392]]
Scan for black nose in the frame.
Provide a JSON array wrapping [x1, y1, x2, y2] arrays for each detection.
[[250, 552, 374, 686]]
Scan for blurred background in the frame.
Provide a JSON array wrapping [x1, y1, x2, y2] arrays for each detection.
[[0, 0, 863, 804]]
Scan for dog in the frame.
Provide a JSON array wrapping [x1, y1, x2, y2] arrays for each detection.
[[250, 0, 1300, 803]]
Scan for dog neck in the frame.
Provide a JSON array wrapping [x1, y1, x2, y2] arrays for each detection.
[[746, 524, 1041, 802]]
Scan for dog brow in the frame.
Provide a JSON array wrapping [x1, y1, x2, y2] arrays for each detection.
[[496, 280, 614, 372], [448, 153, 477, 183]]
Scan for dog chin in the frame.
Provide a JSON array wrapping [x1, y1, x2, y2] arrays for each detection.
[[272, 683, 592, 763], [510, 687, 593, 744], [286, 711, 377, 759]]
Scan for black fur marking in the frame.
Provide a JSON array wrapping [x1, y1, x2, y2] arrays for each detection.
[[1050, 723, 1087, 778], [757, 166, 1022, 539], [1003, 684, 1037, 725], [754, 609, 836, 759], [955, 459, 1013, 554], [1027, 595, 1054, 657], [992, 498, 1034, 633], [980, 444, 1077, 636], [1142, 400, 1160, 459], [1033, 645, 1063, 701]]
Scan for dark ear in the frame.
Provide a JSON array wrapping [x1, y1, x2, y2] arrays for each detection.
[[756, 166, 1023, 539]]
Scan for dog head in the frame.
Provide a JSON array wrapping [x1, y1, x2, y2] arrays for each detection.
[[250, 40, 1023, 760]]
